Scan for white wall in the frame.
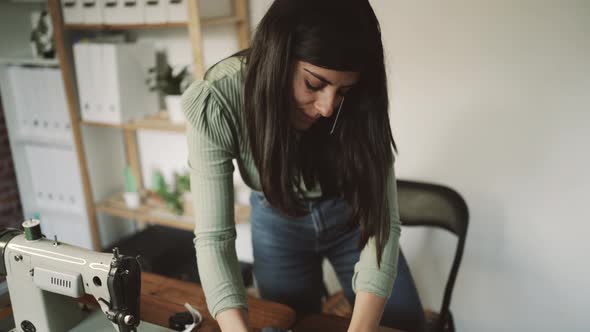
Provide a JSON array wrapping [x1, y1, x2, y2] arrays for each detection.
[[371, 1, 590, 331], [0, 0, 41, 58]]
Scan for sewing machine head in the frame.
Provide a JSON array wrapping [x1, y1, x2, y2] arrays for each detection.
[[0, 220, 142, 332]]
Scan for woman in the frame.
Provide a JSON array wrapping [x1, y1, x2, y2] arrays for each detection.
[[182, 0, 425, 331]]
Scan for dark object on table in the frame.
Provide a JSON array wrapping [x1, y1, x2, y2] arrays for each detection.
[[396, 180, 469, 332], [169, 311, 194, 331]]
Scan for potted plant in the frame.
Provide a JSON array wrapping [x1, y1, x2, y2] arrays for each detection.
[[148, 170, 191, 216], [146, 52, 192, 124], [175, 172, 192, 216], [30, 11, 55, 59]]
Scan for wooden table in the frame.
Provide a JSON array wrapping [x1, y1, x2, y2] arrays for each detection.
[[293, 315, 401, 332], [141, 272, 401, 332], [140, 272, 295, 331]]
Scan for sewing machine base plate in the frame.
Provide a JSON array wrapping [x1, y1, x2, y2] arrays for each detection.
[[9, 310, 175, 332]]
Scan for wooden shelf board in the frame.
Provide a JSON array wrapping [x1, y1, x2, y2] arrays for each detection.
[[64, 16, 243, 31], [65, 22, 187, 31], [202, 16, 244, 27], [96, 192, 194, 231], [123, 111, 186, 132], [80, 120, 124, 129], [0, 57, 59, 67], [80, 112, 186, 132], [96, 192, 251, 232], [11, 135, 73, 148]]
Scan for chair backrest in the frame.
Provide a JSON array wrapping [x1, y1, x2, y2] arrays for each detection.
[[396, 180, 469, 331]]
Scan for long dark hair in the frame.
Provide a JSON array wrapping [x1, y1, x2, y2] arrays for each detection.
[[241, 0, 396, 267]]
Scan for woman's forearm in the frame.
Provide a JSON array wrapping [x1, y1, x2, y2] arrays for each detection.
[[216, 308, 250, 332], [347, 291, 387, 332]]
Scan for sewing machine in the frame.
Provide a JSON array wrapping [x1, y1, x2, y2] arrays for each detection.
[[0, 220, 175, 332]]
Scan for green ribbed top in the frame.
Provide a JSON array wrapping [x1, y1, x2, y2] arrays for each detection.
[[182, 56, 401, 318]]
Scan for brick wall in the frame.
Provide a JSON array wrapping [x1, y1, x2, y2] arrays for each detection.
[[0, 94, 23, 229]]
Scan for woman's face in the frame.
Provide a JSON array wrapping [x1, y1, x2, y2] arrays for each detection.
[[291, 60, 360, 130]]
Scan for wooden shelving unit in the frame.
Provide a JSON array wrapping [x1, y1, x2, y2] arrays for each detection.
[[47, 0, 251, 250]]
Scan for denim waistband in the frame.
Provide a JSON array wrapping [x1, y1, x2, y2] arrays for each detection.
[[250, 190, 339, 203]]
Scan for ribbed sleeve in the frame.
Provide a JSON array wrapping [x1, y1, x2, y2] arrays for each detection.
[[182, 79, 248, 318], [352, 165, 401, 299]]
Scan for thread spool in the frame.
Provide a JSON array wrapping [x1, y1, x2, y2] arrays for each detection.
[[22, 219, 42, 241]]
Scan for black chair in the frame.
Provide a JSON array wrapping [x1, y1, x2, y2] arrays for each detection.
[[396, 180, 469, 332]]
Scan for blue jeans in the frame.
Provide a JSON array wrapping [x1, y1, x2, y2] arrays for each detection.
[[250, 192, 426, 332]]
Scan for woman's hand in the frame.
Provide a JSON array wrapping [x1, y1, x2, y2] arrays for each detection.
[[347, 291, 387, 332], [216, 308, 250, 332]]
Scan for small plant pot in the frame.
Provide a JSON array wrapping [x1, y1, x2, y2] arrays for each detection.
[[123, 191, 141, 209], [165, 95, 185, 124]]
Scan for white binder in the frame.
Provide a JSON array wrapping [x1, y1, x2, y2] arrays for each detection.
[[46, 148, 59, 209], [81, 0, 103, 24], [73, 43, 93, 123], [25, 146, 47, 210], [61, 0, 84, 24], [53, 69, 74, 144], [88, 43, 105, 122], [75, 43, 105, 123], [7, 67, 27, 137], [51, 69, 74, 143], [102, 0, 120, 24], [143, 0, 166, 24], [45, 69, 57, 141], [38, 68, 53, 141], [74, 42, 157, 125], [46, 69, 65, 142], [166, 0, 187, 23], [25, 145, 85, 213], [38, 69, 51, 139], [123, 0, 145, 24], [104, 0, 144, 24], [54, 148, 84, 213], [102, 44, 122, 123], [23, 68, 40, 138], [101, 43, 158, 124]]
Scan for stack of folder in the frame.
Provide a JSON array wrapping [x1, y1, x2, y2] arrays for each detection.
[[73, 42, 158, 125], [24, 145, 85, 214], [1, 62, 94, 250], [6, 66, 73, 143], [61, 0, 188, 24]]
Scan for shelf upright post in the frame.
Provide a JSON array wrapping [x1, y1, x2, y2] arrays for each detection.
[[235, 0, 251, 50], [47, 0, 103, 250], [187, 0, 205, 79]]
